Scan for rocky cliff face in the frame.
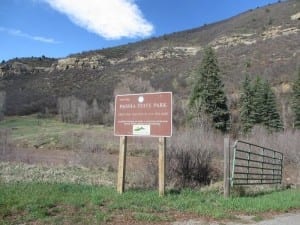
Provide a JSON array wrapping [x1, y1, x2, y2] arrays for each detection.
[[0, 0, 299, 127], [3, 23, 298, 76]]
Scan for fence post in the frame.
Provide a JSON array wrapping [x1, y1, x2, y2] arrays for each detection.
[[224, 137, 230, 198]]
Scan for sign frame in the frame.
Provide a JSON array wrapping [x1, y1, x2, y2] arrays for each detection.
[[114, 92, 173, 137]]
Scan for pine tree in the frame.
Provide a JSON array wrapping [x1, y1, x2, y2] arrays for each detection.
[[240, 75, 282, 132], [189, 47, 230, 132], [291, 69, 300, 129], [251, 76, 266, 124], [239, 75, 255, 133], [261, 80, 283, 131]]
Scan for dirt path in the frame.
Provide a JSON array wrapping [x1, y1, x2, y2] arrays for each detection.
[[172, 211, 300, 225]]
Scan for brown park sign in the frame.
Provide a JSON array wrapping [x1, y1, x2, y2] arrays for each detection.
[[114, 92, 172, 137]]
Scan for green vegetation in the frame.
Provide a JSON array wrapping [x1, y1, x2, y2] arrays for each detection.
[[239, 74, 255, 133], [239, 75, 282, 133], [291, 69, 300, 129], [0, 182, 299, 224], [189, 46, 230, 132], [0, 115, 115, 150]]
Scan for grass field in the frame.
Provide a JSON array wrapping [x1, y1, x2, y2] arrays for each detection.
[[0, 115, 159, 154], [0, 181, 299, 225], [0, 115, 118, 151], [1, 116, 300, 224]]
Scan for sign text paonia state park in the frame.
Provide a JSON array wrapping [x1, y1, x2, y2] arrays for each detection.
[[114, 92, 172, 137]]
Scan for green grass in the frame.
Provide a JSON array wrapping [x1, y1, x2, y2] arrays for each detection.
[[0, 115, 116, 150], [1, 116, 300, 224], [0, 182, 299, 224]]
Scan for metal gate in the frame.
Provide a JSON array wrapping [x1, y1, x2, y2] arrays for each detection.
[[231, 140, 283, 186]]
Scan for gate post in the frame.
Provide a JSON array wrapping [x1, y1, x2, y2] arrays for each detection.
[[224, 137, 230, 198]]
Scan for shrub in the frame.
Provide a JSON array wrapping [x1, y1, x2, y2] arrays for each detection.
[[244, 126, 300, 166], [241, 126, 300, 185], [57, 96, 103, 124], [0, 91, 5, 120], [167, 127, 222, 188], [113, 76, 155, 96]]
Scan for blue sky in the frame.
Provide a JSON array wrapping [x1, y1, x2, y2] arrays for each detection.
[[0, 0, 279, 61]]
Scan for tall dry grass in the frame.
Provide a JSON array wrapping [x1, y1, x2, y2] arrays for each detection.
[[0, 129, 11, 160], [243, 126, 300, 166], [240, 126, 300, 186]]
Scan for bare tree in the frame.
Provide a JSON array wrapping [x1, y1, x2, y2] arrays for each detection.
[[0, 91, 6, 120]]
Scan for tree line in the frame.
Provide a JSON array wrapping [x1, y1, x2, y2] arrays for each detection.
[[188, 46, 300, 134]]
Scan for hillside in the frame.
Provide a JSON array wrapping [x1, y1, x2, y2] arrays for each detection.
[[0, 0, 299, 128]]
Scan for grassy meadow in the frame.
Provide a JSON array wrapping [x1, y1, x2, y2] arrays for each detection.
[[0, 115, 117, 150], [0, 115, 300, 224], [0, 181, 299, 225]]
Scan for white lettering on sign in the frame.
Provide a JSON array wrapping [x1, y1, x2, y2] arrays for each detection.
[[153, 103, 167, 108], [137, 103, 152, 108], [120, 104, 136, 109]]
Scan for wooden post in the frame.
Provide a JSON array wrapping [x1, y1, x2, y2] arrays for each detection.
[[158, 137, 166, 197], [224, 137, 230, 198], [117, 136, 127, 194]]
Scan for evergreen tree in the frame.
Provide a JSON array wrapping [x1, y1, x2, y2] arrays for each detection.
[[239, 75, 255, 133], [189, 47, 230, 132], [291, 69, 300, 129], [251, 76, 265, 124], [261, 80, 283, 131], [239, 75, 282, 132]]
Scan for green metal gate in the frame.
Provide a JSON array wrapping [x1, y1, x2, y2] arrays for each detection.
[[231, 140, 283, 186]]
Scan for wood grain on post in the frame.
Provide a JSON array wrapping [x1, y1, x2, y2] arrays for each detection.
[[224, 137, 230, 198], [117, 136, 127, 194], [158, 137, 166, 197]]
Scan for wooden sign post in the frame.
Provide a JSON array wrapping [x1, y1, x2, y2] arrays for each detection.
[[159, 137, 166, 196], [114, 92, 172, 196], [117, 136, 127, 194]]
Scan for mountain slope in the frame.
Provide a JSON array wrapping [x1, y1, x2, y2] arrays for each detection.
[[0, 0, 299, 128]]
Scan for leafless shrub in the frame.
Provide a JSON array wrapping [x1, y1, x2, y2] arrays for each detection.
[[102, 102, 114, 126], [167, 127, 223, 188], [0, 91, 5, 120], [109, 75, 156, 126], [113, 76, 155, 96], [57, 96, 103, 124], [244, 126, 300, 166], [242, 126, 300, 185]]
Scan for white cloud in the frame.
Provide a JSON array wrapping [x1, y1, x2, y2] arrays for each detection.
[[0, 27, 60, 44], [41, 0, 154, 39]]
